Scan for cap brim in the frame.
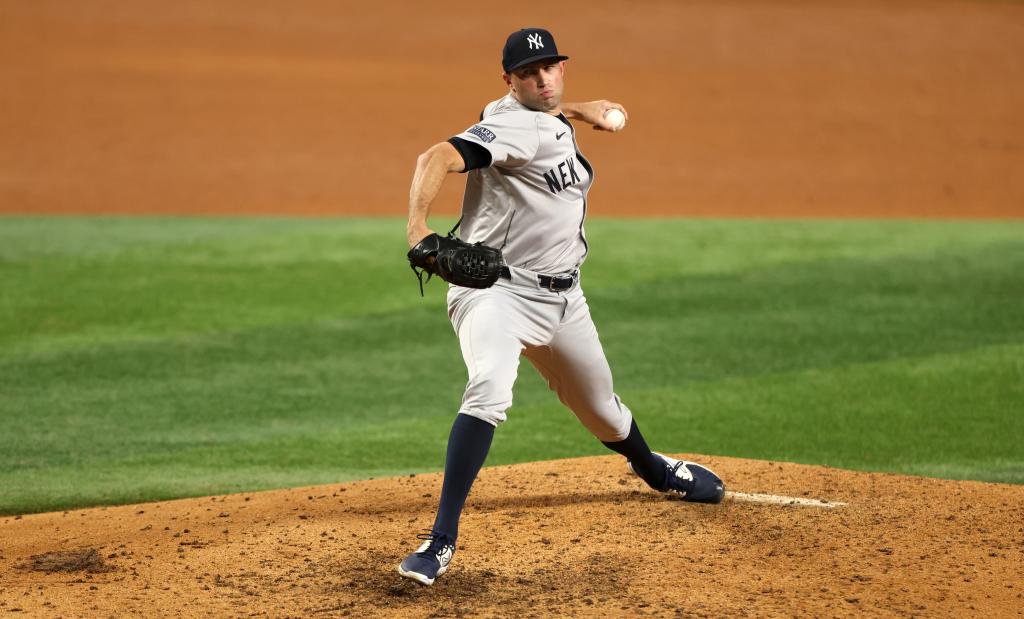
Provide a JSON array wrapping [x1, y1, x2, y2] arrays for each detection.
[[505, 54, 569, 72]]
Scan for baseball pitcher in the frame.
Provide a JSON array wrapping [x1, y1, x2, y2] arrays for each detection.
[[401, 27, 725, 586]]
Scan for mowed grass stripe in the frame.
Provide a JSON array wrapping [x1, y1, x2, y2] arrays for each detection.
[[0, 216, 1021, 513], [614, 343, 1024, 478], [3, 217, 1019, 354]]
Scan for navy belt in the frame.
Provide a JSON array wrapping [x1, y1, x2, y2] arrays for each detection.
[[499, 266, 577, 292]]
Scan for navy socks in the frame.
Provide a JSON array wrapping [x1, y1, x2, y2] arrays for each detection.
[[602, 419, 668, 491], [431, 415, 662, 541], [432, 413, 495, 541]]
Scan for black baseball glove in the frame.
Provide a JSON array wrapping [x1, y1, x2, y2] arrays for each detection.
[[407, 233, 504, 295]]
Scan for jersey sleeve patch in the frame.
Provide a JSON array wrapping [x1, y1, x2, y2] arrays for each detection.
[[467, 125, 496, 143]]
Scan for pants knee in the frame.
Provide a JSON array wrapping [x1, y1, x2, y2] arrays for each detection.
[[459, 376, 514, 427], [574, 395, 632, 442]]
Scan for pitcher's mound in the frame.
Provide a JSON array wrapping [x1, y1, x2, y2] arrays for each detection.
[[1, 456, 1021, 617]]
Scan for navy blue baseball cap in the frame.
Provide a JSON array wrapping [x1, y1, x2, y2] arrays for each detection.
[[502, 28, 569, 73]]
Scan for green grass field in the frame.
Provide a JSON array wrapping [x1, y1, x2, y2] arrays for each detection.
[[1, 216, 1022, 514]]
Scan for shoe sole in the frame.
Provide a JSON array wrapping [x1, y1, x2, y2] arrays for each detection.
[[397, 563, 449, 586]]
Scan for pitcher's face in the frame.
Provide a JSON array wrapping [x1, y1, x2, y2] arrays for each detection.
[[505, 60, 565, 113]]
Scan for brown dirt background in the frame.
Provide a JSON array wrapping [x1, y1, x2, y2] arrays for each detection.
[[1, 0, 1022, 218], [2, 1, 1024, 616], [1, 456, 1023, 617]]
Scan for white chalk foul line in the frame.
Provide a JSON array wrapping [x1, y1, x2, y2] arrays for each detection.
[[725, 491, 846, 509]]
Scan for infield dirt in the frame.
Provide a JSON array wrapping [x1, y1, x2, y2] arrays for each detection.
[[2, 456, 1022, 617], [2, 0, 1023, 219]]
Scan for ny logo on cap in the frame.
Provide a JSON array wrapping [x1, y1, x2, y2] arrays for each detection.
[[527, 33, 544, 50]]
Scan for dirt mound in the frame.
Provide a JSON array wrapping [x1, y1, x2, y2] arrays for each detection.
[[1, 455, 1021, 617]]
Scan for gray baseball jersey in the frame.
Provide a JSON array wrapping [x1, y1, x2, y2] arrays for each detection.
[[452, 93, 594, 275], [442, 93, 632, 441]]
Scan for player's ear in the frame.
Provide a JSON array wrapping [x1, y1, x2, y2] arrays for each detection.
[[502, 72, 512, 88]]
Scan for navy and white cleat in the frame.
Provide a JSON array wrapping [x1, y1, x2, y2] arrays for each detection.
[[628, 453, 726, 504], [397, 531, 455, 586]]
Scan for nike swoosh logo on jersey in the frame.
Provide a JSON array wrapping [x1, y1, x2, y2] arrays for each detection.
[[555, 132, 566, 140]]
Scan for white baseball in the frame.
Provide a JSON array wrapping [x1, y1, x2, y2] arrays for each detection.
[[603, 108, 626, 132]]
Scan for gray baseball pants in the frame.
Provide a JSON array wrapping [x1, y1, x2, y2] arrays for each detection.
[[446, 265, 633, 442]]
